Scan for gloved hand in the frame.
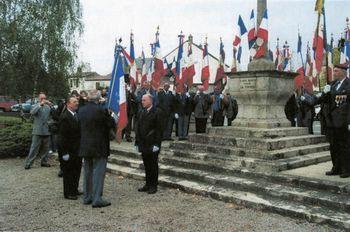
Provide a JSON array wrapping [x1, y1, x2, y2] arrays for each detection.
[[135, 146, 139, 152], [300, 96, 306, 101], [174, 113, 179, 119], [348, 125, 350, 131], [196, 91, 200, 95], [220, 94, 224, 99], [152, 146, 160, 153], [323, 84, 331, 94], [62, 154, 69, 161], [186, 92, 191, 98]]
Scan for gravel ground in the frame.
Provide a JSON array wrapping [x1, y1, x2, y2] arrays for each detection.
[[0, 157, 340, 232]]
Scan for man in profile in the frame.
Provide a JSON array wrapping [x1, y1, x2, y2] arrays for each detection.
[[135, 94, 163, 194], [57, 96, 82, 200], [78, 89, 115, 207]]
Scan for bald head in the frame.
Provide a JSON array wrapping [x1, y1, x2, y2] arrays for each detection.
[[142, 94, 153, 109]]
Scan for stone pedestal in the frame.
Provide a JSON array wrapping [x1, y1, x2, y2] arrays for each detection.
[[227, 70, 298, 128]]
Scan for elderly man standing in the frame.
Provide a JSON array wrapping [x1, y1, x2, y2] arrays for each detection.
[[24, 93, 53, 169], [193, 86, 211, 133], [78, 90, 115, 207], [316, 64, 350, 178], [135, 94, 163, 194]]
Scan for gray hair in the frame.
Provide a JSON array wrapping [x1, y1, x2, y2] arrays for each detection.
[[88, 89, 101, 102], [143, 93, 153, 103]]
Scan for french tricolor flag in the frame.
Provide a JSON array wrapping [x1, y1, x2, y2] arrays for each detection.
[[201, 40, 210, 91], [233, 15, 247, 47], [107, 45, 128, 143], [254, 9, 268, 59], [122, 33, 137, 88], [141, 49, 148, 86], [248, 9, 257, 59]]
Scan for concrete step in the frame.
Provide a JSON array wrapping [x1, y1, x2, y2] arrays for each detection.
[[208, 126, 310, 138], [107, 162, 350, 230], [170, 141, 329, 160], [188, 134, 326, 151]]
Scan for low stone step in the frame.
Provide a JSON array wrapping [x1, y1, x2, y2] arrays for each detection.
[[277, 151, 331, 171], [208, 126, 310, 138], [106, 162, 350, 230], [189, 134, 326, 151], [170, 141, 329, 160]]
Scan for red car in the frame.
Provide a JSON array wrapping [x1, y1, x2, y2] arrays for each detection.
[[0, 96, 17, 112]]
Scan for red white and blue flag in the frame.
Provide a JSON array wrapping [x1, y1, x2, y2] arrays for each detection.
[[185, 36, 196, 89], [274, 39, 283, 71], [248, 9, 257, 59], [254, 9, 268, 59], [122, 32, 137, 89], [214, 39, 226, 91], [107, 45, 127, 143], [201, 40, 210, 91], [282, 41, 291, 71], [232, 15, 247, 72], [312, 11, 324, 75], [141, 49, 148, 86], [175, 33, 185, 93], [152, 27, 165, 90]]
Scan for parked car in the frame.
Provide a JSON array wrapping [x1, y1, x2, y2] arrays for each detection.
[[11, 99, 38, 113], [0, 96, 17, 112]]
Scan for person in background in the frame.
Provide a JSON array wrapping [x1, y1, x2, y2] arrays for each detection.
[[24, 92, 53, 169], [285, 91, 298, 127], [210, 88, 227, 127], [193, 86, 211, 133], [158, 83, 176, 141], [225, 93, 238, 126], [135, 94, 163, 194], [174, 91, 193, 140]]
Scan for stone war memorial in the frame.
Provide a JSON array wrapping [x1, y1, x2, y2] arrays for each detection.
[[3, 0, 350, 231]]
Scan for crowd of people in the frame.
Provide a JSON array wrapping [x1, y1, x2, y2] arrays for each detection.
[[23, 81, 238, 207]]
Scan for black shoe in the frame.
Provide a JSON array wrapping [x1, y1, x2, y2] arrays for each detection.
[[325, 170, 340, 176], [83, 199, 92, 205], [148, 187, 157, 194], [340, 173, 350, 178], [92, 200, 111, 208], [65, 195, 78, 200], [41, 163, 51, 167], [24, 165, 31, 170], [75, 190, 83, 195], [138, 185, 149, 192], [58, 170, 63, 177]]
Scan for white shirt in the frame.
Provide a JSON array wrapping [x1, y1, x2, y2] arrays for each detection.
[[336, 78, 347, 91], [67, 108, 76, 117]]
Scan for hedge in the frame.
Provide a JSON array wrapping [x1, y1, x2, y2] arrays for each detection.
[[0, 116, 32, 158]]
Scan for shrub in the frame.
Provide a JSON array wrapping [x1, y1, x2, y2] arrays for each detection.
[[0, 116, 32, 158]]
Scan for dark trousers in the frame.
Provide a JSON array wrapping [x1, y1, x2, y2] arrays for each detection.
[[327, 127, 350, 174], [123, 113, 135, 139], [195, 117, 207, 133], [178, 114, 190, 138], [61, 156, 82, 197], [211, 111, 224, 127], [227, 117, 233, 126], [141, 151, 159, 187], [163, 114, 174, 139]]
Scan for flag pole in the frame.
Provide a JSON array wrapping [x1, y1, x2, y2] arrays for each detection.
[[323, 6, 330, 85]]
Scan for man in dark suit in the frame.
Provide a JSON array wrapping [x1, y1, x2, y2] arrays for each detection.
[[78, 90, 115, 207], [57, 96, 81, 200], [135, 94, 163, 194], [317, 64, 350, 178], [158, 83, 176, 140], [174, 91, 193, 140]]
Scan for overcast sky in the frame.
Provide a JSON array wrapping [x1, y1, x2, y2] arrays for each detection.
[[78, 0, 350, 75]]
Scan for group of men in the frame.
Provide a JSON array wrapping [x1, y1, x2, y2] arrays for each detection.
[[285, 64, 350, 178]]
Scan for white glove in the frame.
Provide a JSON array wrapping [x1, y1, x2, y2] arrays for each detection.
[[135, 146, 139, 152], [62, 154, 69, 161], [323, 84, 331, 94], [300, 96, 306, 101], [174, 113, 179, 119], [196, 91, 200, 95], [316, 92, 322, 98], [186, 92, 190, 98], [348, 125, 350, 131], [220, 94, 224, 99], [152, 146, 160, 153]]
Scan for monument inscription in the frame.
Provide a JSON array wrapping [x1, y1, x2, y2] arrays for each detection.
[[240, 78, 257, 90]]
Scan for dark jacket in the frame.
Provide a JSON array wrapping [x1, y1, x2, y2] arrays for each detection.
[[175, 93, 193, 116], [284, 94, 298, 122], [158, 90, 175, 115], [317, 78, 350, 128], [78, 102, 115, 158], [58, 110, 80, 156], [135, 106, 163, 153], [225, 95, 238, 119]]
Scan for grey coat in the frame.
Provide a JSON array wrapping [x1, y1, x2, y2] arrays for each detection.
[[30, 103, 51, 136], [193, 93, 211, 118]]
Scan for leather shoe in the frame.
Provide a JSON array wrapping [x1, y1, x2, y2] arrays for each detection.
[[148, 187, 157, 194], [24, 165, 31, 170], [41, 163, 51, 167], [325, 170, 340, 176], [65, 195, 78, 200], [340, 173, 350, 178], [138, 185, 149, 192], [92, 200, 111, 208]]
